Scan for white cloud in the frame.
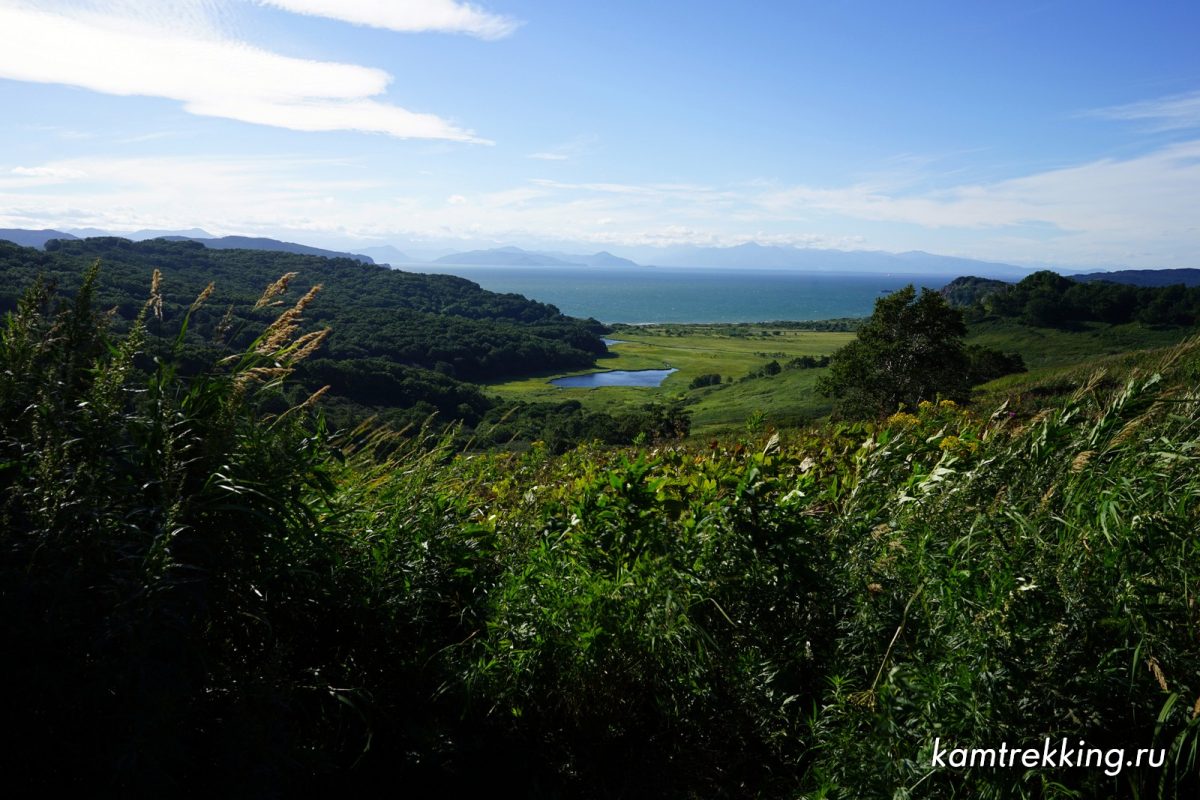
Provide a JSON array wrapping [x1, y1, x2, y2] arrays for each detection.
[[447, 194, 468, 205], [1089, 90, 1200, 131], [258, 0, 520, 40], [0, 3, 486, 141]]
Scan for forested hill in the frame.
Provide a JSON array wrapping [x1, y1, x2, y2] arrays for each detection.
[[2, 237, 606, 375], [0, 238, 614, 431]]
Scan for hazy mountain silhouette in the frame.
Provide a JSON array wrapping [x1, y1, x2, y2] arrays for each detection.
[[0, 228, 78, 248]]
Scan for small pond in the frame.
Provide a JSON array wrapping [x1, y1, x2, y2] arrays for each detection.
[[601, 337, 627, 347], [551, 368, 677, 388]]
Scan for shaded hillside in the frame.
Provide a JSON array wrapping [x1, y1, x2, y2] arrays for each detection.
[[160, 234, 376, 264]]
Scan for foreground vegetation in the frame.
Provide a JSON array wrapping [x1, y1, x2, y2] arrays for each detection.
[[3, 266, 1198, 797]]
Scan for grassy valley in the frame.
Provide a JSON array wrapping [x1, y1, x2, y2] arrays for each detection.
[[488, 324, 855, 434]]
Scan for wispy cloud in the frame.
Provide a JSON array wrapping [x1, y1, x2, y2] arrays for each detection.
[[1088, 90, 1200, 131], [0, 1, 487, 141], [258, 0, 520, 40], [753, 140, 1200, 235], [526, 134, 598, 162]]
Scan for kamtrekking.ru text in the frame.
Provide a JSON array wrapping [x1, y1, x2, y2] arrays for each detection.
[[930, 737, 1165, 777]]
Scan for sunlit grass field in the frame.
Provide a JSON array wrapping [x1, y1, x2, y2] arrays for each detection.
[[484, 324, 855, 434]]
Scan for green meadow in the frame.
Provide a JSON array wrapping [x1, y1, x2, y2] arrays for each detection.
[[966, 318, 1192, 369], [486, 324, 855, 434]]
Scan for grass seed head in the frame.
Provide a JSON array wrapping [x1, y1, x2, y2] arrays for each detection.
[[254, 271, 299, 310], [289, 327, 331, 363], [258, 284, 322, 354], [189, 281, 215, 313], [148, 268, 163, 320], [1146, 657, 1168, 692], [1070, 450, 1096, 472]]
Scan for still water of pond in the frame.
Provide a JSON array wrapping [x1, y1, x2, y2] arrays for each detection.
[[551, 368, 677, 388]]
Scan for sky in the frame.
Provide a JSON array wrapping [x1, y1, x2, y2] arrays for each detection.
[[1, 0, 1198, 267]]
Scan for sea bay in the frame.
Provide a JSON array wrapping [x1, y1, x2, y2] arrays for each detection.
[[405, 265, 957, 323]]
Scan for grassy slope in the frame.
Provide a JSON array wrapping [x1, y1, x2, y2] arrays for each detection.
[[969, 318, 1198, 412], [687, 367, 830, 432], [966, 318, 1190, 369]]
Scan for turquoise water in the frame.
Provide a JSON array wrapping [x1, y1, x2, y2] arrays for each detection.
[[408, 265, 955, 324], [551, 368, 678, 388]]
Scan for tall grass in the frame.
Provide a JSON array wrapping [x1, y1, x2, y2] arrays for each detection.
[[806, 348, 1200, 798]]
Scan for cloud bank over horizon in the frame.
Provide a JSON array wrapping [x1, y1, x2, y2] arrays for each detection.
[[5, 135, 1200, 268]]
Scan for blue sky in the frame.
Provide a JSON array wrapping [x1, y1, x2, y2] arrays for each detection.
[[1, 0, 1198, 267]]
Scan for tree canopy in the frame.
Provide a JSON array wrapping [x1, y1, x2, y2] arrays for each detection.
[[818, 285, 1016, 418]]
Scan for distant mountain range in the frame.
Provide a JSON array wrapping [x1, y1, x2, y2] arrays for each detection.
[[0, 228, 78, 248], [637, 242, 1042, 278], [1, 228, 1194, 281], [354, 245, 417, 265], [67, 227, 215, 240], [433, 246, 640, 268], [546, 250, 640, 267]]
